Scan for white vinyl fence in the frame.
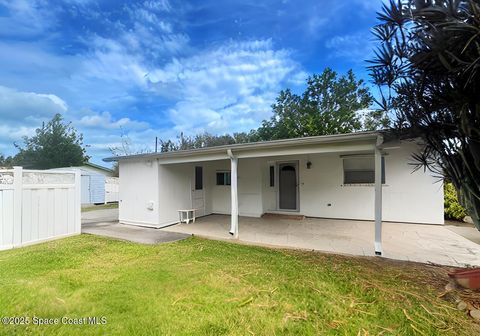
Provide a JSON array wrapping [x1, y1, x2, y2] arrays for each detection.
[[0, 167, 81, 251], [105, 177, 119, 203]]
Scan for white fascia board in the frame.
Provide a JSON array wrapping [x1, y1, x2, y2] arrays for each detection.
[[158, 153, 229, 165], [235, 142, 376, 159]]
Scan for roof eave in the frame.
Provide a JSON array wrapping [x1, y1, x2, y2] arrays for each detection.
[[103, 131, 382, 163]]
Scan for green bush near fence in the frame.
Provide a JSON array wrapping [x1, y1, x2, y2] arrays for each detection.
[[444, 183, 467, 221]]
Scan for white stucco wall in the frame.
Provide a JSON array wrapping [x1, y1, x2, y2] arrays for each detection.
[[157, 163, 194, 226], [119, 160, 159, 226], [260, 141, 443, 224], [205, 158, 263, 217]]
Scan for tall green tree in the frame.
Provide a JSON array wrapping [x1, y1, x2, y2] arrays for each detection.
[[256, 68, 388, 140], [14, 114, 89, 169], [368, 0, 480, 229], [0, 154, 15, 168]]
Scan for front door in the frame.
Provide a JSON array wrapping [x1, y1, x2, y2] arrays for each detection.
[[192, 166, 205, 216], [278, 162, 298, 211]]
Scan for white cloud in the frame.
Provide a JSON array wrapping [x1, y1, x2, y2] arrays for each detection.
[[0, 0, 58, 37], [143, 0, 172, 12], [0, 86, 67, 122], [325, 32, 375, 62], [78, 111, 149, 130], [146, 39, 303, 135]]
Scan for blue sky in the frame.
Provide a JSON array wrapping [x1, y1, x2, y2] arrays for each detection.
[[0, 0, 385, 166]]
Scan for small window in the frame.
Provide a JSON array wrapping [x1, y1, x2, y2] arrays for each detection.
[[343, 157, 385, 184], [269, 166, 275, 187], [195, 166, 203, 190], [216, 171, 231, 186]]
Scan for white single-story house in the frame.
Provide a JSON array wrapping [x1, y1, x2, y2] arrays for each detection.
[[104, 131, 444, 255]]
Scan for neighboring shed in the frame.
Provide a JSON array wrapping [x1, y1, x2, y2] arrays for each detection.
[[53, 167, 105, 204], [81, 170, 105, 204]]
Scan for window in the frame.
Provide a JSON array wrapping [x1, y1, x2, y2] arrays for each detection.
[[216, 171, 231, 186], [195, 166, 203, 190], [343, 156, 385, 184], [269, 166, 275, 187]]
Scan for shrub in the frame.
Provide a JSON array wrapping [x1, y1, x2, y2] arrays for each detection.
[[444, 183, 467, 221]]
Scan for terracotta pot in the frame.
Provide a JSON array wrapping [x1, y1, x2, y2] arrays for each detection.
[[449, 268, 480, 290]]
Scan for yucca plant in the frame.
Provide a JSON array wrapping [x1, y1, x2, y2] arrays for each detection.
[[368, 0, 480, 230]]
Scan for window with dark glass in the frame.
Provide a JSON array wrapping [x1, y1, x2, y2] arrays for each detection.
[[216, 171, 231, 186], [195, 166, 203, 190], [343, 157, 385, 184], [269, 165, 275, 187]]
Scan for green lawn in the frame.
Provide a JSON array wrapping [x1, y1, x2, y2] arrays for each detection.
[[0, 235, 477, 335], [81, 203, 118, 212]]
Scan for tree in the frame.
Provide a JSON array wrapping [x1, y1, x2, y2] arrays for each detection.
[[109, 130, 150, 176], [256, 68, 388, 140], [368, 0, 480, 229], [14, 114, 89, 169], [0, 154, 15, 168], [158, 131, 257, 152]]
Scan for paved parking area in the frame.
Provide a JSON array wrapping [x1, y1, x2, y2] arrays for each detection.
[[164, 214, 480, 267]]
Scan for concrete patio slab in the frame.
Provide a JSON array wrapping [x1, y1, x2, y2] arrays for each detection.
[[162, 214, 480, 267], [83, 222, 190, 244]]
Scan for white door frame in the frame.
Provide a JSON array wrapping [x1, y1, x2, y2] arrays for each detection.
[[276, 160, 300, 212], [191, 165, 205, 217]]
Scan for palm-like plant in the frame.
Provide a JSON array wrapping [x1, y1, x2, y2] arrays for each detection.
[[368, 0, 480, 229]]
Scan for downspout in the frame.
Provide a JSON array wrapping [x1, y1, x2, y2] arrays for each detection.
[[227, 149, 239, 238], [374, 134, 384, 255]]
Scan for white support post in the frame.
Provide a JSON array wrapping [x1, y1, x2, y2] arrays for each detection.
[[374, 137, 383, 256], [228, 150, 239, 238], [74, 170, 82, 234], [12, 166, 22, 246]]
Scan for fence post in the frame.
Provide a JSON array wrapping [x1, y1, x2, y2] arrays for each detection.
[[12, 166, 22, 247], [74, 170, 81, 233]]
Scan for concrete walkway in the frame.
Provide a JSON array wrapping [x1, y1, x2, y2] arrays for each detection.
[[81, 208, 119, 224], [83, 222, 191, 244], [163, 214, 480, 267]]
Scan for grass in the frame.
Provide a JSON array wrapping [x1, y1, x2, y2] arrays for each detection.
[[0, 235, 478, 335], [81, 203, 118, 212]]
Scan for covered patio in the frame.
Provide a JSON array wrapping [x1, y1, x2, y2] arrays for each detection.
[[109, 131, 446, 260], [163, 214, 480, 267]]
